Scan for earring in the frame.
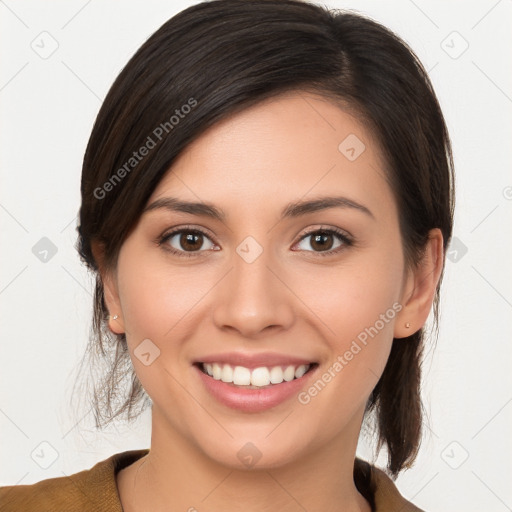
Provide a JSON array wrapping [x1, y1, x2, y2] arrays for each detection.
[[405, 322, 411, 328], [113, 315, 119, 320]]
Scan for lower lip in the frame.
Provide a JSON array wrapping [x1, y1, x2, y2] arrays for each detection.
[[194, 365, 317, 413]]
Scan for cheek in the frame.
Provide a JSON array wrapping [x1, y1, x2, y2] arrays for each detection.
[[292, 271, 401, 435], [292, 247, 403, 398], [114, 248, 212, 428], [116, 245, 214, 344], [299, 251, 403, 346]]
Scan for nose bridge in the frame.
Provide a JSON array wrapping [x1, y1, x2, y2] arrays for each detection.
[[212, 235, 293, 336], [234, 237, 273, 293]]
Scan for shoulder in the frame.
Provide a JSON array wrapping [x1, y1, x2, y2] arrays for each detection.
[[0, 449, 149, 512], [355, 458, 425, 512]]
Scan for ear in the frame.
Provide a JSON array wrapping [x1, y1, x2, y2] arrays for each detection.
[[91, 240, 125, 335], [394, 228, 444, 339]]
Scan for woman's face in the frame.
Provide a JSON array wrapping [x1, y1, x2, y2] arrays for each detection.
[[105, 91, 421, 469]]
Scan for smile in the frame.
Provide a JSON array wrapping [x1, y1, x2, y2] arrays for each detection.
[[199, 362, 314, 388], [194, 359, 318, 412]]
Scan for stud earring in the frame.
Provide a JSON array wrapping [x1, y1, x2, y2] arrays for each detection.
[[405, 322, 411, 328], [113, 315, 119, 320]]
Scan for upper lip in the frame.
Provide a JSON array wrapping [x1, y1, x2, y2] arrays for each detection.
[[195, 351, 316, 370]]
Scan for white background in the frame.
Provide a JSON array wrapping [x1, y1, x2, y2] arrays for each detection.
[[1, 1, 511, 510]]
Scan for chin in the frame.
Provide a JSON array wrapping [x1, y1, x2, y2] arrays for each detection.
[[192, 425, 312, 471]]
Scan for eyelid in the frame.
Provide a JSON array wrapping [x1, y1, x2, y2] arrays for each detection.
[[295, 224, 353, 242], [158, 224, 216, 242]]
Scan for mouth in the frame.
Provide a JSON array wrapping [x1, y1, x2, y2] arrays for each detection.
[[194, 362, 318, 389]]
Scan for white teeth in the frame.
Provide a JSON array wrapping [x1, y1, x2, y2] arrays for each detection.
[[212, 363, 222, 380], [283, 365, 296, 382], [294, 365, 308, 378], [220, 364, 233, 382], [269, 366, 284, 384], [201, 362, 311, 387], [233, 366, 251, 385], [251, 367, 270, 387]]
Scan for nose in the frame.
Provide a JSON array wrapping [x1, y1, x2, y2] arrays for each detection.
[[212, 244, 295, 339]]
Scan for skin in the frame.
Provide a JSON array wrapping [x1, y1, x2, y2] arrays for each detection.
[[94, 90, 444, 512]]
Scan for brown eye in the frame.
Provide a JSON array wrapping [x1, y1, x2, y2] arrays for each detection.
[[310, 232, 335, 251], [161, 228, 216, 256], [294, 228, 352, 256], [179, 232, 204, 251]]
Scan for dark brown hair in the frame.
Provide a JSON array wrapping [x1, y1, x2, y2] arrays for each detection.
[[73, 0, 454, 486]]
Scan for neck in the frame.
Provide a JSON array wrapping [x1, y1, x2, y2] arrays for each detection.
[[118, 407, 371, 512]]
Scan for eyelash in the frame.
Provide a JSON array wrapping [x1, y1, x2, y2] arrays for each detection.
[[157, 225, 353, 259]]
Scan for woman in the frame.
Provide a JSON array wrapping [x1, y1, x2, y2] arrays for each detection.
[[0, 0, 454, 510]]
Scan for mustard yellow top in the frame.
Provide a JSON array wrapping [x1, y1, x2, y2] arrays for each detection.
[[0, 449, 423, 511]]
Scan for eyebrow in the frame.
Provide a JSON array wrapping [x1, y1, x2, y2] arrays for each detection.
[[143, 195, 375, 221]]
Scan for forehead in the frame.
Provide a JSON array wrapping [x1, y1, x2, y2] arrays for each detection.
[[148, 91, 395, 221]]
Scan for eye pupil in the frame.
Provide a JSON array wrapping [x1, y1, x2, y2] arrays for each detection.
[[181, 232, 202, 251], [311, 232, 333, 251]]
